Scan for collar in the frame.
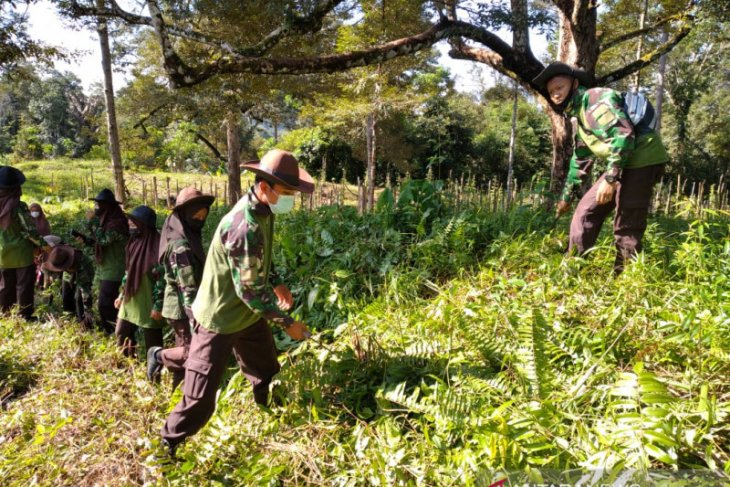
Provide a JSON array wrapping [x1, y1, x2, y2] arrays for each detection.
[[565, 85, 587, 116], [248, 187, 272, 216]]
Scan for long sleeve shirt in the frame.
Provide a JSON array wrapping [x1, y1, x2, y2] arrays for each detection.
[[161, 239, 202, 322], [0, 202, 42, 269], [192, 190, 290, 335], [561, 86, 669, 202]]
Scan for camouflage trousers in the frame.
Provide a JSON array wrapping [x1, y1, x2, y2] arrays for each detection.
[[569, 163, 665, 274]]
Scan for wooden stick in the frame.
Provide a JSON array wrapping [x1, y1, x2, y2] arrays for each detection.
[[153, 176, 159, 208]]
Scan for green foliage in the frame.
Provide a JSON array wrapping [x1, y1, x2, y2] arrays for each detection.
[[0, 168, 728, 485]]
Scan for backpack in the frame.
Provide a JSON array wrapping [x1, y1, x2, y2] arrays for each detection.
[[621, 90, 657, 136]]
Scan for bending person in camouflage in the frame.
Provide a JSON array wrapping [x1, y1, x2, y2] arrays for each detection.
[[533, 62, 669, 274], [159, 149, 313, 457], [44, 244, 95, 328], [147, 187, 214, 389]]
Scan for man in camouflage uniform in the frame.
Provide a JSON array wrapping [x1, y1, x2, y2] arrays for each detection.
[[0, 166, 43, 320], [147, 187, 214, 389], [533, 62, 669, 274], [159, 149, 314, 456], [44, 244, 95, 328]]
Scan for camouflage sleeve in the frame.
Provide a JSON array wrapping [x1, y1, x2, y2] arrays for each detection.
[[16, 203, 42, 247], [92, 227, 127, 247], [561, 144, 593, 202], [76, 257, 95, 303], [169, 244, 199, 321], [585, 91, 635, 170], [221, 215, 294, 328], [151, 263, 164, 313]]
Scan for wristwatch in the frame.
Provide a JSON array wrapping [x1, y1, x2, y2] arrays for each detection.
[[604, 167, 622, 184]]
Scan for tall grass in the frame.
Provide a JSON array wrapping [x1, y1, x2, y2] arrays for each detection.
[[0, 162, 728, 485]]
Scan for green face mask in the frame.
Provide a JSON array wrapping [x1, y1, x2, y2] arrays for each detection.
[[268, 189, 295, 214]]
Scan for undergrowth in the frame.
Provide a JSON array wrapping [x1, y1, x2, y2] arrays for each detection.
[[0, 171, 728, 485]]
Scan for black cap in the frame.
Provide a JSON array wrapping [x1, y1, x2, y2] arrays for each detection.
[[0, 166, 26, 189], [90, 188, 120, 204], [127, 205, 157, 228], [532, 62, 592, 90]]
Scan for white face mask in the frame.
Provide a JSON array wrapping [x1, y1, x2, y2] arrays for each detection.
[[31, 211, 40, 218], [268, 188, 296, 215]]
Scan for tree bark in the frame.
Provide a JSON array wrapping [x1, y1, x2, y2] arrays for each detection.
[[548, 109, 572, 195], [632, 0, 649, 91], [654, 30, 669, 134], [506, 82, 518, 204], [97, 3, 125, 204], [226, 111, 242, 205], [365, 112, 377, 213]]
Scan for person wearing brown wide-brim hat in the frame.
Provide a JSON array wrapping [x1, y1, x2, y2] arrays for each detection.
[[146, 187, 214, 389], [43, 244, 96, 328], [0, 166, 44, 321], [156, 149, 314, 457]]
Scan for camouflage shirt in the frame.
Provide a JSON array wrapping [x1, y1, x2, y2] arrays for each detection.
[[160, 239, 202, 321], [71, 251, 96, 305], [561, 86, 669, 202], [192, 190, 289, 335], [84, 217, 127, 281]]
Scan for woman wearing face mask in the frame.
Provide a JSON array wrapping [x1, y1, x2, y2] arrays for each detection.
[[114, 205, 165, 358], [29, 203, 51, 237], [146, 187, 214, 387], [81, 188, 129, 333], [0, 166, 43, 321]]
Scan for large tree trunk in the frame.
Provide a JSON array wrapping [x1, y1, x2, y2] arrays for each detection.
[[548, 109, 573, 195], [97, 4, 125, 204], [548, 1, 598, 195], [226, 111, 242, 205]]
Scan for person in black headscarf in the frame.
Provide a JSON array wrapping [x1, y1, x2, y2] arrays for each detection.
[[146, 187, 214, 387], [114, 205, 165, 358], [0, 166, 43, 320], [77, 188, 129, 333]]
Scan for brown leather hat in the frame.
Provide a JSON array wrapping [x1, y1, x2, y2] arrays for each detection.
[[174, 187, 215, 211], [43, 245, 81, 273], [241, 149, 314, 194]]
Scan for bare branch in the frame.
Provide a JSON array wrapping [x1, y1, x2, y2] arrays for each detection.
[[597, 20, 693, 85], [600, 12, 687, 52], [67, 0, 344, 56], [158, 19, 495, 87]]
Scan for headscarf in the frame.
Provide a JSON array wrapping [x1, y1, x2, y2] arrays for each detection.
[[95, 201, 129, 263], [0, 187, 21, 230], [29, 203, 51, 236], [158, 202, 207, 265], [124, 217, 161, 299]]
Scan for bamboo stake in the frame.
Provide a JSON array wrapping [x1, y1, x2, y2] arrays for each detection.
[[153, 176, 159, 208], [166, 177, 171, 208]]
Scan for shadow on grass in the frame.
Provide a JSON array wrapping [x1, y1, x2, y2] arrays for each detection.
[[0, 356, 38, 409]]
